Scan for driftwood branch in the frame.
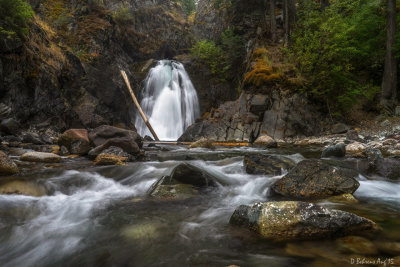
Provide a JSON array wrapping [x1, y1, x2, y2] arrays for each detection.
[[120, 70, 160, 141]]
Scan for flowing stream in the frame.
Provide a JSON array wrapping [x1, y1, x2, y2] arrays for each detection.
[[0, 147, 400, 266], [135, 60, 200, 141]]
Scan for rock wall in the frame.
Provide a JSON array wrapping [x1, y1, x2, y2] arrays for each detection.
[[179, 91, 322, 142], [0, 0, 192, 132]]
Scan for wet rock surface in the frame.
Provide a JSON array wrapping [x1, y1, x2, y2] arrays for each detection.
[[271, 160, 360, 199], [229, 201, 379, 241], [321, 143, 346, 158], [244, 154, 297, 176]]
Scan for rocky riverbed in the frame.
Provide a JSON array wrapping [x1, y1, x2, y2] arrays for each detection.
[[1, 123, 400, 266]]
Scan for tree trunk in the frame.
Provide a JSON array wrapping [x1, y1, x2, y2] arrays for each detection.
[[270, 0, 277, 43], [283, 0, 296, 46], [381, 0, 397, 112], [283, 0, 289, 45]]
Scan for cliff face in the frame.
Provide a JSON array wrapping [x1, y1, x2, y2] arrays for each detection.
[[179, 0, 324, 141], [0, 0, 192, 131]]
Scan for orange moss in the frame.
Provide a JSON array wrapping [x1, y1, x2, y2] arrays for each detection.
[[252, 48, 268, 59], [243, 57, 281, 87]]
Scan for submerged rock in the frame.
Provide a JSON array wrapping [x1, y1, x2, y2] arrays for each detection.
[[253, 135, 277, 148], [244, 154, 296, 175], [149, 181, 199, 200], [0, 151, 19, 175], [149, 163, 227, 200], [336, 236, 378, 255], [321, 143, 346, 158], [20, 152, 61, 163], [270, 160, 359, 199], [229, 201, 379, 241], [0, 180, 46, 196]]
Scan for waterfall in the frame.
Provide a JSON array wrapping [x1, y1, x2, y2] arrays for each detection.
[[135, 60, 200, 141]]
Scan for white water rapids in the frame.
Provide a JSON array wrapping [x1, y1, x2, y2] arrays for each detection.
[[135, 60, 200, 141]]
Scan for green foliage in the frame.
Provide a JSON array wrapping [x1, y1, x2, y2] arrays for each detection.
[[191, 40, 230, 80], [191, 29, 244, 82], [288, 0, 385, 112], [0, 0, 34, 39], [113, 7, 133, 24], [172, 0, 196, 15]]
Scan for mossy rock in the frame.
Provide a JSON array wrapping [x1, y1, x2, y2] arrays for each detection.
[[94, 154, 127, 166], [230, 201, 379, 241]]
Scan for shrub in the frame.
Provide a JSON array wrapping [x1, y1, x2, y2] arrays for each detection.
[[0, 0, 34, 39]]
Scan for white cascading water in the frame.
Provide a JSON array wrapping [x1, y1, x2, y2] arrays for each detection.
[[135, 60, 200, 141]]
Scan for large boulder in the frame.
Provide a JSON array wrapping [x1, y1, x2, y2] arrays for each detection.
[[0, 118, 21, 135], [58, 129, 89, 147], [58, 129, 90, 155], [170, 163, 219, 187], [0, 151, 19, 175], [149, 163, 231, 200], [88, 125, 142, 157], [89, 125, 142, 148], [229, 201, 379, 241], [88, 137, 140, 159], [244, 154, 297, 176], [20, 152, 61, 163], [270, 160, 360, 199]]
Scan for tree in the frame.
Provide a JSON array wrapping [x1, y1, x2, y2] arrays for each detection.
[[381, 0, 398, 113], [0, 0, 33, 39], [283, 0, 296, 46]]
